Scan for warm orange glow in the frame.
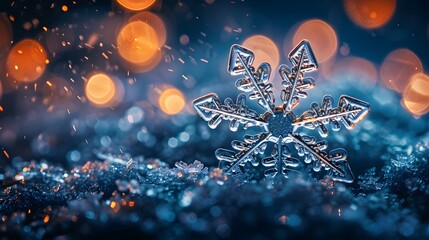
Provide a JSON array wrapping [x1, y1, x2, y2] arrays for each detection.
[[0, 13, 12, 58], [117, 21, 159, 63], [6, 39, 48, 83], [85, 73, 117, 106], [402, 73, 429, 116], [344, 0, 396, 29], [242, 35, 280, 69], [61, 5, 68, 12], [380, 49, 423, 93], [117, 19, 163, 73], [128, 12, 166, 47], [159, 88, 185, 115], [322, 57, 377, 87], [117, 0, 156, 11], [292, 19, 338, 63]]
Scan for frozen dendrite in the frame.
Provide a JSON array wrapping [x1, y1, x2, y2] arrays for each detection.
[[193, 40, 370, 183]]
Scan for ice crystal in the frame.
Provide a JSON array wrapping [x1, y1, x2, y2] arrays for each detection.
[[193, 41, 370, 183]]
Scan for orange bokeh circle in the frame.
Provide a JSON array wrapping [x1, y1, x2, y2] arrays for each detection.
[[117, 21, 160, 64], [344, 0, 396, 29], [116, 0, 156, 11], [159, 88, 185, 115], [402, 73, 429, 116], [292, 19, 338, 63], [85, 73, 117, 106], [242, 35, 280, 69], [6, 39, 48, 83], [380, 48, 423, 93], [128, 11, 166, 47]]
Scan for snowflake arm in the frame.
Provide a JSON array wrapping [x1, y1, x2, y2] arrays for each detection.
[[281, 40, 318, 112], [228, 45, 275, 114], [216, 133, 271, 173], [293, 95, 371, 137], [262, 136, 299, 178], [289, 133, 354, 183], [193, 93, 268, 131]]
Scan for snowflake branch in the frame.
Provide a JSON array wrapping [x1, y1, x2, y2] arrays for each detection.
[[284, 48, 305, 112], [193, 93, 268, 131], [293, 109, 360, 125], [228, 45, 275, 114], [280, 40, 318, 112], [288, 133, 343, 175], [293, 95, 371, 137], [216, 133, 272, 173], [262, 136, 299, 178], [237, 54, 275, 114]]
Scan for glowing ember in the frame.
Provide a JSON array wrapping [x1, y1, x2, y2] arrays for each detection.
[[292, 19, 338, 63], [6, 39, 48, 83], [380, 48, 423, 93], [344, 0, 396, 29], [159, 88, 185, 115]]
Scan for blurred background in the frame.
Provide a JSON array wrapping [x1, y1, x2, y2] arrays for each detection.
[[2, 1, 429, 239], [0, 0, 428, 175]]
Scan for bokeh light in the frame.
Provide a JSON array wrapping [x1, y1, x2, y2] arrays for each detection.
[[344, 0, 396, 29], [242, 35, 280, 69], [128, 11, 166, 47], [322, 56, 377, 88], [159, 88, 185, 115], [0, 13, 12, 58], [292, 19, 338, 63], [116, 0, 156, 11], [117, 21, 159, 63], [6, 39, 48, 83], [380, 48, 423, 93], [402, 73, 429, 116], [180, 34, 190, 45], [85, 73, 118, 107], [117, 13, 165, 73]]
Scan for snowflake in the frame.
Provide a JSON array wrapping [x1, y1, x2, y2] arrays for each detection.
[[193, 40, 370, 183]]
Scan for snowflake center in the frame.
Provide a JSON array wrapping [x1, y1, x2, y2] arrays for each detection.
[[264, 111, 294, 137]]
